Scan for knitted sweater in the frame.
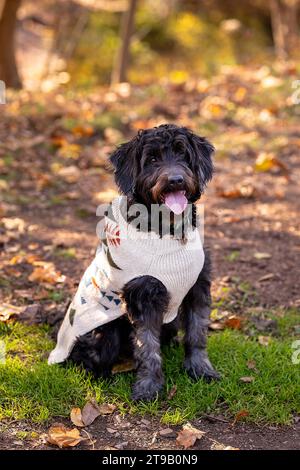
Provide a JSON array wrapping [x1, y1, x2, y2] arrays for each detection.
[[48, 197, 205, 364]]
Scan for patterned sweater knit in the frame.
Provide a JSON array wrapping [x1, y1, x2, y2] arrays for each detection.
[[48, 196, 205, 364]]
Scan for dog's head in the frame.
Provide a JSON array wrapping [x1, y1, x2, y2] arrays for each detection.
[[110, 124, 214, 213]]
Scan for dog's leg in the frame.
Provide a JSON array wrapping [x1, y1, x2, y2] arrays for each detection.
[[122, 275, 169, 401], [181, 250, 220, 381], [69, 320, 122, 378]]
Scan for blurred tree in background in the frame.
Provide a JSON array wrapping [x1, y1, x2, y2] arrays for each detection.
[[0, 0, 299, 90], [0, 0, 22, 88]]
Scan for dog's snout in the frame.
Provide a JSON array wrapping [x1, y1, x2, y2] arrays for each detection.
[[168, 175, 184, 187]]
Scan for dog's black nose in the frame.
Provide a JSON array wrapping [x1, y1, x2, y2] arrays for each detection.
[[168, 175, 184, 186]]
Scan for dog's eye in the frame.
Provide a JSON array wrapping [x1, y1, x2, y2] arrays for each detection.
[[150, 156, 157, 163]]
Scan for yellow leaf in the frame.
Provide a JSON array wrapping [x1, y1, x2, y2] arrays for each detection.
[[255, 152, 289, 174], [29, 262, 65, 285]]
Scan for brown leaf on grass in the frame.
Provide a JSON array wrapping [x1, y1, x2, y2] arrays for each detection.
[[29, 262, 65, 285], [240, 376, 255, 383], [209, 321, 225, 331], [98, 403, 117, 415], [232, 409, 249, 426], [70, 400, 102, 427], [47, 425, 85, 448], [70, 408, 85, 427], [258, 335, 271, 346], [224, 316, 242, 330], [0, 303, 23, 322], [247, 360, 257, 370], [167, 384, 177, 400], [81, 400, 101, 425], [112, 359, 135, 375], [176, 423, 205, 449]]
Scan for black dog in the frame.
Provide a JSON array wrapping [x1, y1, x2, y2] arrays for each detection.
[[68, 124, 220, 400]]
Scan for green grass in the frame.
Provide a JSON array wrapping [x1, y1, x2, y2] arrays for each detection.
[[0, 313, 299, 425]]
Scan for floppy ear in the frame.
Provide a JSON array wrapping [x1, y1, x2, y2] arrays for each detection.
[[109, 136, 140, 195], [188, 133, 215, 191]]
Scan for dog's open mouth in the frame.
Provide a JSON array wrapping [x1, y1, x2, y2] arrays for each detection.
[[161, 190, 188, 215]]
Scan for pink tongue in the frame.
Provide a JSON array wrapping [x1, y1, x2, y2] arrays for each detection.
[[164, 191, 188, 215]]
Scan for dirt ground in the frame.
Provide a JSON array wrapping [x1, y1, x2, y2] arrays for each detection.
[[0, 413, 299, 450]]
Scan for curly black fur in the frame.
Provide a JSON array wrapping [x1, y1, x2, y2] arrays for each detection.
[[68, 124, 219, 400]]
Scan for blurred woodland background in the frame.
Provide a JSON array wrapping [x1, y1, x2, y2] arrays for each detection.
[[0, 0, 299, 90]]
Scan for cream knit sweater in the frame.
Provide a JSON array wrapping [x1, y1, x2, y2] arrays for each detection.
[[48, 197, 204, 364]]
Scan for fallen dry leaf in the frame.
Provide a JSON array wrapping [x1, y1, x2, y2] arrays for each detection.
[[70, 407, 85, 427], [1, 217, 25, 233], [247, 360, 257, 370], [232, 409, 249, 426], [216, 184, 261, 200], [209, 321, 225, 331], [72, 125, 94, 137], [240, 376, 255, 383], [112, 359, 135, 374], [0, 303, 24, 322], [57, 165, 81, 183], [176, 423, 205, 449], [47, 424, 85, 448], [258, 273, 275, 282], [167, 384, 177, 400], [98, 403, 117, 415], [29, 262, 65, 285], [81, 400, 101, 425], [258, 335, 271, 346], [224, 316, 242, 330], [255, 152, 289, 175], [254, 252, 271, 260]]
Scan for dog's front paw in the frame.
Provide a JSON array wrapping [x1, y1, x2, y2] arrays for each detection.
[[131, 377, 164, 401], [184, 350, 220, 382]]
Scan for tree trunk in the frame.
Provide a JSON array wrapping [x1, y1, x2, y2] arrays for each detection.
[[111, 0, 138, 84], [270, 0, 300, 59], [0, 0, 22, 89], [270, 0, 287, 59]]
